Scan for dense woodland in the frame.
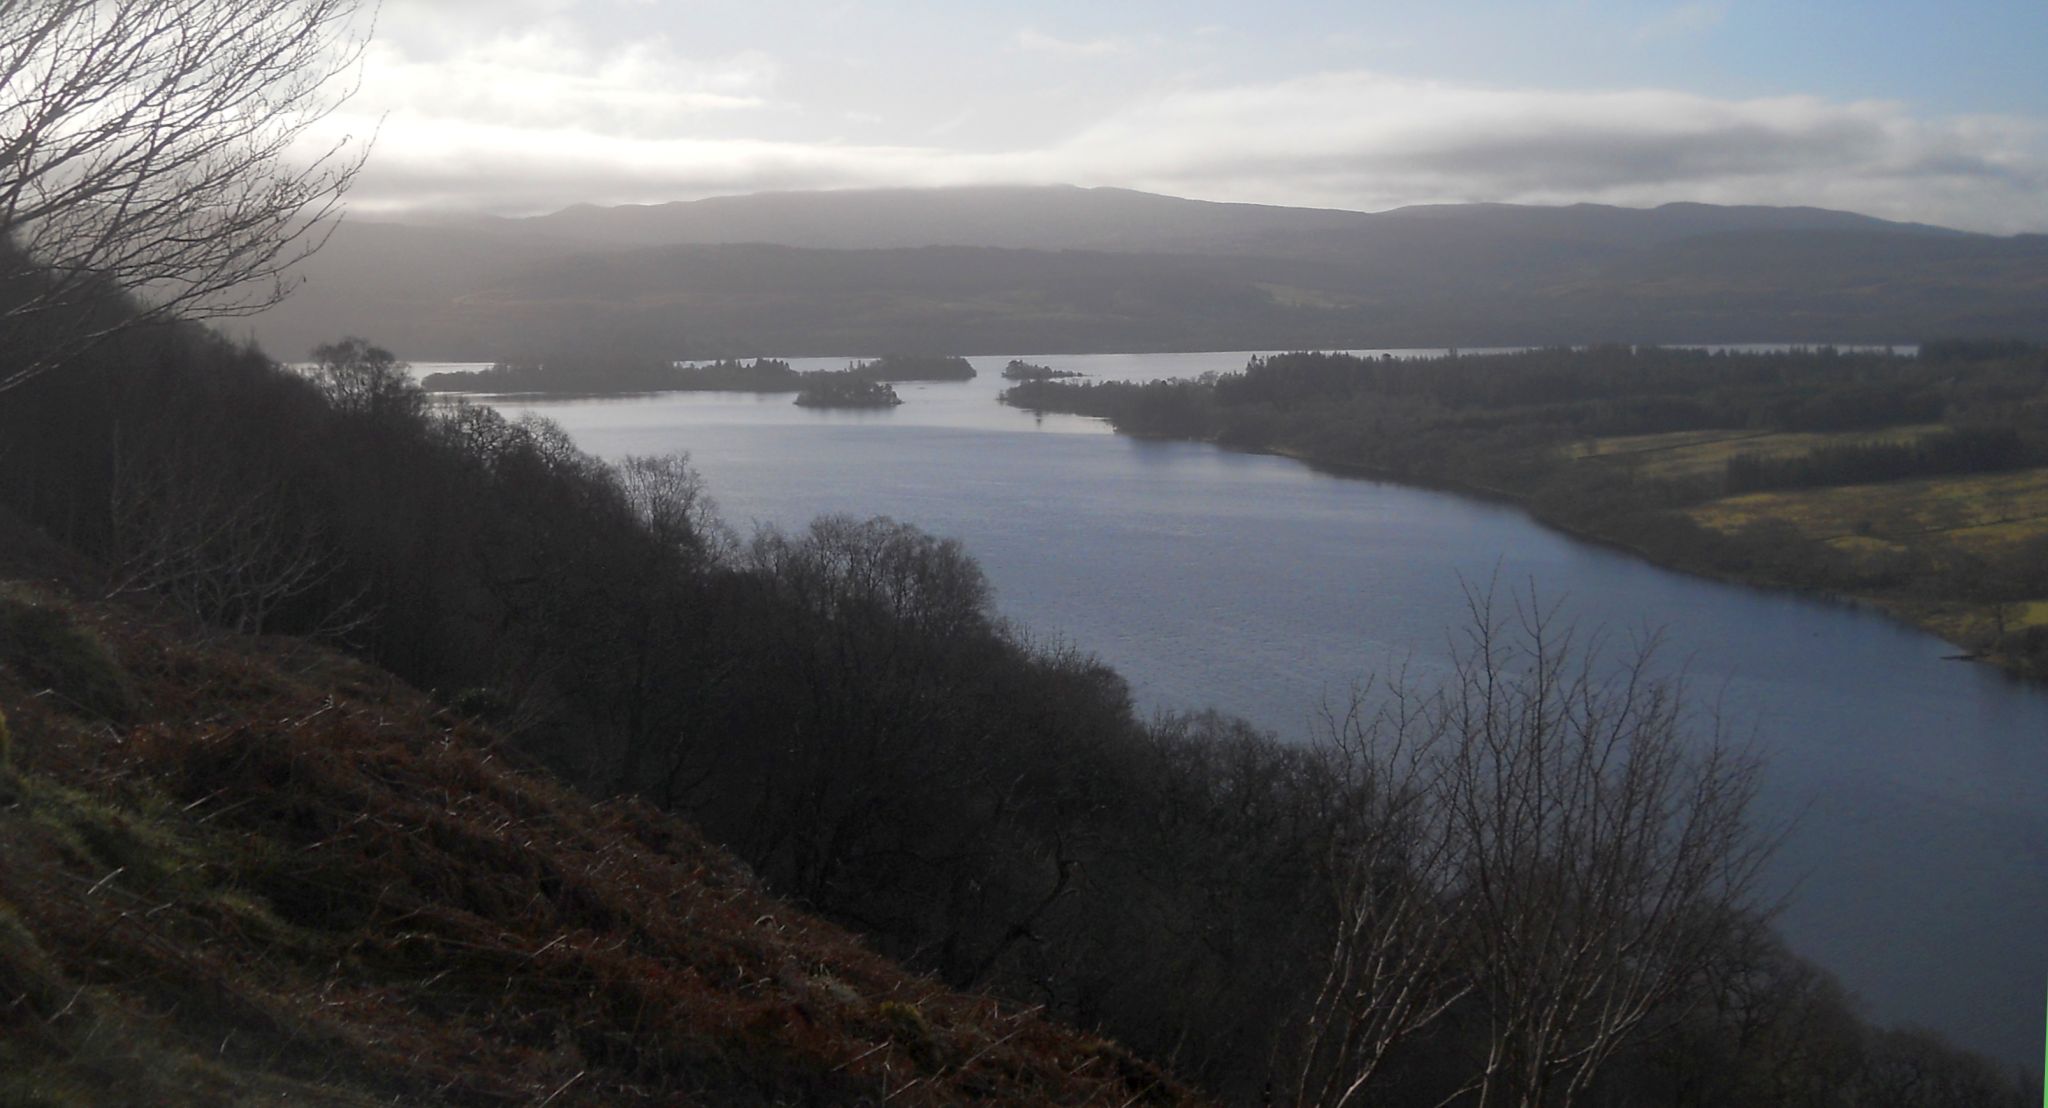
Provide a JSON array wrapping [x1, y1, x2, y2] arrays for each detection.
[[1005, 343, 2048, 675], [850, 353, 979, 381], [420, 356, 803, 394], [0, 283, 2034, 1103]]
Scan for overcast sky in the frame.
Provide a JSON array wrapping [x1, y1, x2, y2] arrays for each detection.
[[325, 1, 2048, 233]]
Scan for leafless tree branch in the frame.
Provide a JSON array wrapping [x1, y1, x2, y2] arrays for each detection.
[[0, 0, 372, 390]]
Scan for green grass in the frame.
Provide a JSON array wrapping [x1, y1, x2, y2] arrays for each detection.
[[1568, 426, 1942, 482], [1688, 468, 2048, 550], [1560, 431, 2048, 670]]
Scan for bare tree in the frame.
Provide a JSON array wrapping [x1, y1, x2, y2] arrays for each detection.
[[309, 335, 421, 419], [617, 451, 734, 567], [1291, 681, 1471, 1108], [105, 442, 348, 636], [1294, 591, 1775, 1108], [1439, 599, 1769, 1108], [0, 0, 370, 391]]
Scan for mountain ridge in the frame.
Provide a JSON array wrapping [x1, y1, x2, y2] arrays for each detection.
[[245, 185, 2048, 362], [508, 185, 1969, 254]]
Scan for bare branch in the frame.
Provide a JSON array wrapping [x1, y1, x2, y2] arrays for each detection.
[[0, 0, 371, 390], [1292, 587, 1774, 1108]]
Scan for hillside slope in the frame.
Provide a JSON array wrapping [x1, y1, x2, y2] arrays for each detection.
[[0, 576, 1191, 1107]]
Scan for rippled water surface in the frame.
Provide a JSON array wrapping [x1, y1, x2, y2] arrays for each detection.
[[473, 350, 2047, 1068]]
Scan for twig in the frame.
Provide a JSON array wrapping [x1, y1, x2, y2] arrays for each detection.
[[536, 1070, 585, 1107]]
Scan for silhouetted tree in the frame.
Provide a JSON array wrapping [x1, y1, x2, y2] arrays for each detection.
[[309, 337, 423, 420]]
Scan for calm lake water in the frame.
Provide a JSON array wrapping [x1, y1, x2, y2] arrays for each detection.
[[468, 350, 2045, 1070]]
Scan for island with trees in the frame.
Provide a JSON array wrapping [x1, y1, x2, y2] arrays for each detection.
[[1000, 358, 1084, 381], [793, 373, 904, 408], [1004, 342, 2048, 678]]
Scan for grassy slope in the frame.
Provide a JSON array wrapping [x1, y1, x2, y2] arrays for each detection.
[[0, 581, 1192, 1107]]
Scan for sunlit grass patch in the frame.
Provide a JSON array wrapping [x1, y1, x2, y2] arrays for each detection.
[[1566, 428, 1766, 463], [1824, 534, 1908, 556], [1908, 597, 2048, 652], [1689, 467, 2048, 547], [1569, 426, 1940, 481]]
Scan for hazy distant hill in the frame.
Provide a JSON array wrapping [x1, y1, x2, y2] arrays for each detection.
[[245, 186, 2048, 361], [516, 185, 1957, 255]]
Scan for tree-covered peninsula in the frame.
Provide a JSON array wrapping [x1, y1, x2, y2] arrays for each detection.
[[421, 352, 977, 395], [420, 356, 802, 394], [1004, 343, 2048, 678]]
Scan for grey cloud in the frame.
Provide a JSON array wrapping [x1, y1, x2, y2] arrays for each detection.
[[1391, 118, 1889, 191], [1050, 76, 2048, 232]]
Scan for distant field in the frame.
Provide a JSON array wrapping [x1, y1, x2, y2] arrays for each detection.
[[1561, 426, 2048, 652], [1568, 426, 1939, 481], [1681, 465, 2048, 647], [1687, 467, 2048, 551]]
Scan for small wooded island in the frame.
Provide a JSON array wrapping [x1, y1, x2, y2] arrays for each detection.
[[1001, 359, 1084, 381], [420, 353, 973, 395], [794, 373, 903, 408]]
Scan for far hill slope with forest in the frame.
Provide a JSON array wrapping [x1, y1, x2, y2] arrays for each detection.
[[1000, 342, 2048, 678], [244, 186, 2048, 361]]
